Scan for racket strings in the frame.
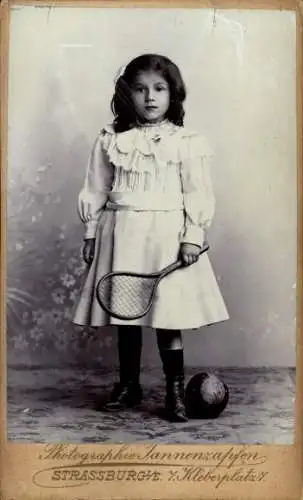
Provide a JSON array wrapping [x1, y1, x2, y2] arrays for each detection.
[[98, 274, 157, 318]]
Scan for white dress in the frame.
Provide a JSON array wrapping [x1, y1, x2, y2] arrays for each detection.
[[73, 120, 229, 330]]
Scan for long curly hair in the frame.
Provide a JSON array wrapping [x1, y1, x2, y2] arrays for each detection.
[[111, 54, 186, 132]]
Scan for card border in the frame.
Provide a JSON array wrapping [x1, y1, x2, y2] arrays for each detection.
[[1, 1, 302, 499]]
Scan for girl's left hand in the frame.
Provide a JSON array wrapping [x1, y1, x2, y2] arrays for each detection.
[[180, 243, 201, 266]]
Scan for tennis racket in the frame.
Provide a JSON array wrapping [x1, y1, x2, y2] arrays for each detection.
[[96, 241, 210, 321]]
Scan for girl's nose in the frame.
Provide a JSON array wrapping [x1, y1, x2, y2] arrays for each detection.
[[146, 88, 155, 101]]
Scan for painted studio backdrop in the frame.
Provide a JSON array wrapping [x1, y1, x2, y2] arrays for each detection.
[[6, 7, 297, 368]]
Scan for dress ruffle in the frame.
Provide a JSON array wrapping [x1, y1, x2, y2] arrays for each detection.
[[99, 122, 213, 173]]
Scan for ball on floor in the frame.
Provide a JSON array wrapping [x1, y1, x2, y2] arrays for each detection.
[[185, 372, 229, 419]]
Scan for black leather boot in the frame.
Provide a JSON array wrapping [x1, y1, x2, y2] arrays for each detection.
[[104, 327, 142, 411], [105, 380, 142, 410], [160, 349, 188, 423]]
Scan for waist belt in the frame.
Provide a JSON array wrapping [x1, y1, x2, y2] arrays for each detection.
[[106, 192, 184, 212]]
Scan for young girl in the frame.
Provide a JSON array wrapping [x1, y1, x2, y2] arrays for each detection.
[[73, 54, 229, 422]]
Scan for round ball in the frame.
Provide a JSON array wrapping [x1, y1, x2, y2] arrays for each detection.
[[185, 372, 229, 419]]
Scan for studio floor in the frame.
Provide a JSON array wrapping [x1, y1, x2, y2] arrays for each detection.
[[7, 366, 296, 444]]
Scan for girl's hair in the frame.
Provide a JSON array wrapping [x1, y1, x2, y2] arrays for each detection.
[[111, 54, 186, 132]]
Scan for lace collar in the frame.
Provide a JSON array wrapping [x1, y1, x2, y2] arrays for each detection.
[[100, 122, 211, 172]]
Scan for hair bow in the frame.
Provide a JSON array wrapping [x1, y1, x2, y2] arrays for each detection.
[[114, 65, 126, 83]]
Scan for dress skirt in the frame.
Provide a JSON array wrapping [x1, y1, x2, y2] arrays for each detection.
[[72, 208, 229, 330]]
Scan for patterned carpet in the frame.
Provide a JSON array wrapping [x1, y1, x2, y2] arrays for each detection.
[[7, 366, 296, 444]]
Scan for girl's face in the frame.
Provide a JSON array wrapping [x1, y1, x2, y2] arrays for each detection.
[[130, 70, 170, 124]]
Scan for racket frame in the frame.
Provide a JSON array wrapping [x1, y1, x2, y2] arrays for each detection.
[[96, 242, 210, 321]]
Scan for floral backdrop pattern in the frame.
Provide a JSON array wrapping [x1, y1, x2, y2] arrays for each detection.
[[6, 149, 115, 367]]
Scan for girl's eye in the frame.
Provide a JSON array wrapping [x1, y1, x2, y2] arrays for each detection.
[[133, 87, 145, 93], [155, 86, 167, 92]]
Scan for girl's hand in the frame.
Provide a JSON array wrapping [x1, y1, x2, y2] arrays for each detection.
[[180, 243, 201, 266], [83, 238, 96, 265]]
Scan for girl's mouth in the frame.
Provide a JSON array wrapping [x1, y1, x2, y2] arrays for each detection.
[[145, 105, 158, 111]]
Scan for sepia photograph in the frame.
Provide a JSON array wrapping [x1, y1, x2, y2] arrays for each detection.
[[5, 5, 297, 448]]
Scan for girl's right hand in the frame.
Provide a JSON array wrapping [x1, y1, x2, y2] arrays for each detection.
[[83, 238, 96, 265]]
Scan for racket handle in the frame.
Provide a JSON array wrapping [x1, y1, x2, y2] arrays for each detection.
[[200, 241, 210, 254], [161, 242, 210, 277], [161, 260, 183, 276]]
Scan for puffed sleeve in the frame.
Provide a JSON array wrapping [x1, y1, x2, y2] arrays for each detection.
[[77, 129, 114, 239], [179, 134, 215, 248]]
